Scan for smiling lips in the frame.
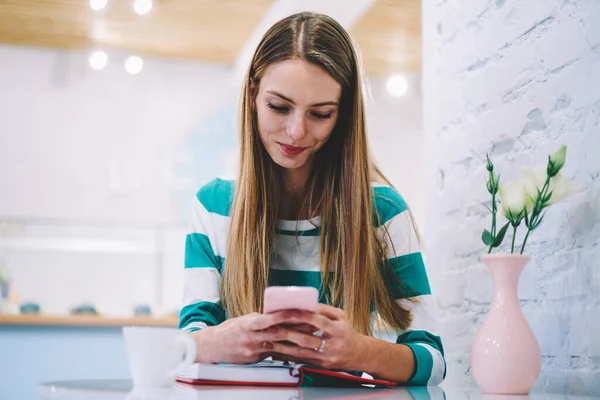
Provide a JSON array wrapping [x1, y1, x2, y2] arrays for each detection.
[[278, 142, 308, 156]]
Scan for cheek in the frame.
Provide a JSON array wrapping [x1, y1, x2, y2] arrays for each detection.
[[257, 109, 284, 140], [311, 119, 337, 146]]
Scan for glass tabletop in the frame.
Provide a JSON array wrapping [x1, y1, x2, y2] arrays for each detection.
[[37, 379, 597, 400], [38, 379, 443, 400]]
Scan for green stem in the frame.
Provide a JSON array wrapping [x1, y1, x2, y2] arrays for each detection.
[[519, 175, 552, 254], [488, 193, 497, 254], [520, 229, 531, 254], [511, 225, 517, 254]]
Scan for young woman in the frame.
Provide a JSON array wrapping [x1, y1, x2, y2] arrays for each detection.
[[179, 12, 445, 385]]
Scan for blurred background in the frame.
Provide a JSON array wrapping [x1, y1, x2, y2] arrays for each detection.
[[0, 0, 425, 397], [0, 0, 422, 319], [1, 0, 599, 398]]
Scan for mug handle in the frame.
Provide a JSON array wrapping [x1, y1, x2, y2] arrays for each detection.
[[167, 332, 197, 380]]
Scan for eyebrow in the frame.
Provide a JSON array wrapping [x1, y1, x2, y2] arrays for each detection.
[[266, 90, 338, 107]]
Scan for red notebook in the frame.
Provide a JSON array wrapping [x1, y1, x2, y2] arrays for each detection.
[[176, 360, 397, 388]]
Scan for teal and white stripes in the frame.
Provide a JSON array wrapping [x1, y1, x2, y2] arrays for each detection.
[[179, 179, 233, 332], [179, 178, 446, 386]]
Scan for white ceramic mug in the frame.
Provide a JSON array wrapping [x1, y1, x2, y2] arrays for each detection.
[[123, 326, 197, 387]]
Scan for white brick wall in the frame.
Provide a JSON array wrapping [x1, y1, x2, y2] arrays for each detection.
[[423, 0, 600, 395]]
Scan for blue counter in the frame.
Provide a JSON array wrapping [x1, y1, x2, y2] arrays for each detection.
[[0, 324, 131, 400]]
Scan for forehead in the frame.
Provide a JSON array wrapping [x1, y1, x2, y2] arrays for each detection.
[[259, 59, 342, 103]]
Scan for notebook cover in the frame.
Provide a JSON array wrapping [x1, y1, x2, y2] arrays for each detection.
[[176, 376, 300, 387], [300, 367, 397, 387], [177, 365, 396, 388]]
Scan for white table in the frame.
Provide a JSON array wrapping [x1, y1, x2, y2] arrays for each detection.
[[38, 379, 595, 400]]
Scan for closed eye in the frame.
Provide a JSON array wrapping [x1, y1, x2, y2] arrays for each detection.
[[267, 103, 289, 113], [267, 103, 332, 120], [311, 112, 332, 120]]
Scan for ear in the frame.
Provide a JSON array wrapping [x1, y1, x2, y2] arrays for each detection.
[[249, 78, 258, 110]]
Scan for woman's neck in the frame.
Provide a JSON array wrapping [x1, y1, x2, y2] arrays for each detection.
[[279, 163, 313, 220]]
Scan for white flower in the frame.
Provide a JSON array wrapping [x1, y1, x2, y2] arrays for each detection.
[[499, 180, 531, 223], [519, 165, 577, 206], [547, 173, 578, 204]]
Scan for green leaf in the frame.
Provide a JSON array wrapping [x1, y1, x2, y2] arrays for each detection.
[[533, 196, 543, 215], [504, 208, 525, 228], [482, 230, 494, 246], [492, 223, 510, 247], [532, 212, 547, 230], [524, 209, 530, 227], [544, 191, 553, 203], [476, 200, 493, 213]]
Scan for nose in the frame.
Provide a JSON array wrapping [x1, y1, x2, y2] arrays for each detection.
[[286, 113, 307, 142]]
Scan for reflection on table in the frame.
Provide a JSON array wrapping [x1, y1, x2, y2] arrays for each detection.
[[38, 378, 597, 400], [38, 379, 442, 400]]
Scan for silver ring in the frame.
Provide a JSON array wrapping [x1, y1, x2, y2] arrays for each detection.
[[312, 330, 324, 338], [316, 338, 325, 353]]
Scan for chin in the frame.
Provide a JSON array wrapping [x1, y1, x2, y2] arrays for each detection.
[[273, 158, 306, 170], [271, 153, 309, 170]]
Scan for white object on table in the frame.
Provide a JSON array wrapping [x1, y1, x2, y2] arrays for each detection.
[[122, 326, 197, 387]]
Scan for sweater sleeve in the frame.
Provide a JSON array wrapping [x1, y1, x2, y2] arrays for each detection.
[[178, 179, 232, 332], [373, 186, 446, 386]]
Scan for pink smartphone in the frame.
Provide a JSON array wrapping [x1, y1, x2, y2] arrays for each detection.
[[263, 286, 319, 314]]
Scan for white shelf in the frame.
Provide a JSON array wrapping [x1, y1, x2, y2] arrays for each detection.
[[0, 237, 157, 254]]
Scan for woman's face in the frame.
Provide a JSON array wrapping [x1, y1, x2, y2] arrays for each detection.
[[254, 59, 342, 172]]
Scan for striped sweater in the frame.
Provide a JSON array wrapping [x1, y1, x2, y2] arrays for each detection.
[[179, 178, 446, 386]]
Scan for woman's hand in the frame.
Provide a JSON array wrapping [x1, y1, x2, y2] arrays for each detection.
[[268, 304, 368, 371], [193, 311, 305, 364]]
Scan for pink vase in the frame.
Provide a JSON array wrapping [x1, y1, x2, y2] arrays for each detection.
[[470, 254, 541, 394]]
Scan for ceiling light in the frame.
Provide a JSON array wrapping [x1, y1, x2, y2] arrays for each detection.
[[133, 0, 152, 15], [89, 0, 108, 11], [125, 56, 144, 75], [89, 51, 108, 70], [386, 75, 409, 98]]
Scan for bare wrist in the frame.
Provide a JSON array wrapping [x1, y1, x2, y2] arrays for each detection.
[[354, 334, 374, 373], [192, 326, 218, 364]]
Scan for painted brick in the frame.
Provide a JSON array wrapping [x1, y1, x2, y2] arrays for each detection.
[[566, 369, 600, 397], [540, 261, 589, 300], [440, 314, 473, 353], [536, 368, 568, 394], [537, 17, 587, 73], [570, 309, 600, 357], [582, 2, 600, 49], [465, 264, 492, 305], [436, 271, 467, 309], [522, 310, 569, 356], [423, 0, 600, 393]]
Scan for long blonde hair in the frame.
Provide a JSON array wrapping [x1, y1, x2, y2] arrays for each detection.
[[221, 12, 412, 335]]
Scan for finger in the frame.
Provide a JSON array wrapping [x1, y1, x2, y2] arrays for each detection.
[[272, 310, 336, 334], [270, 342, 326, 361], [317, 304, 346, 320], [251, 328, 284, 344], [279, 323, 316, 334], [260, 326, 280, 335], [269, 353, 303, 364], [246, 310, 311, 331], [252, 326, 320, 347], [276, 329, 323, 350]]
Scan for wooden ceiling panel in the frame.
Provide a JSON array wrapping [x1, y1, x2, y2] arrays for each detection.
[[352, 0, 422, 75], [0, 0, 422, 75], [0, 0, 272, 63]]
